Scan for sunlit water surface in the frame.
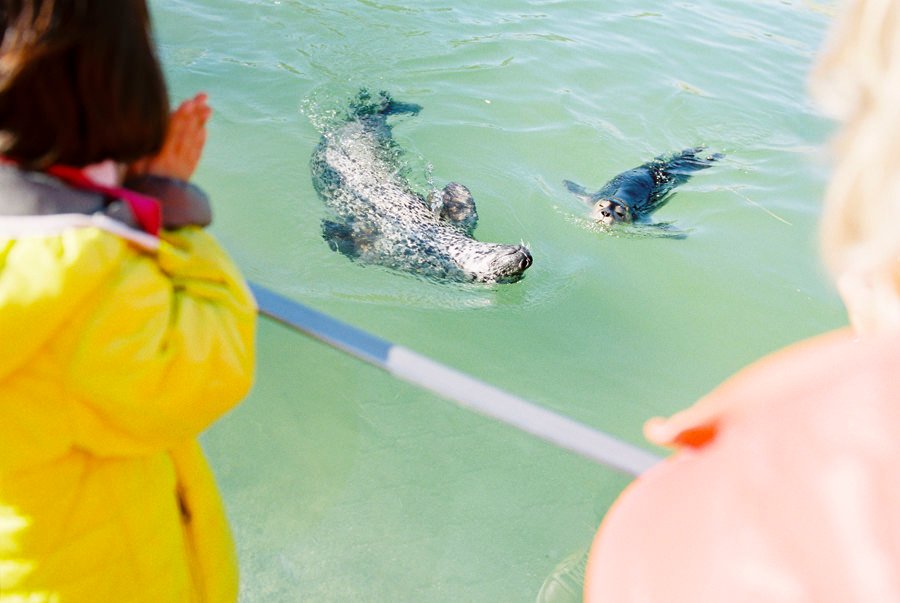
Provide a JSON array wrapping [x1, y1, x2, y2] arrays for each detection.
[[153, 1, 840, 600]]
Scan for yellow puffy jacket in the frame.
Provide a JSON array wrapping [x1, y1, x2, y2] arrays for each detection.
[[0, 172, 256, 602]]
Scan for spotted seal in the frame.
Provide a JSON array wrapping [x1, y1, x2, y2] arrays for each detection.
[[310, 90, 533, 283], [564, 147, 721, 227]]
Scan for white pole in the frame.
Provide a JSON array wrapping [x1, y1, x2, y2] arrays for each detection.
[[251, 282, 661, 477]]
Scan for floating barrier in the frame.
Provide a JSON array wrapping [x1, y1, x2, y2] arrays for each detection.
[[250, 282, 662, 477]]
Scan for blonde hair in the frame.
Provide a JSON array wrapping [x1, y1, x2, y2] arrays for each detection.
[[810, 0, 900, 330]]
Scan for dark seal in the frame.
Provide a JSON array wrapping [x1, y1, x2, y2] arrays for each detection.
[[310, 90, 532, 283], [564, 147, 721, 228]]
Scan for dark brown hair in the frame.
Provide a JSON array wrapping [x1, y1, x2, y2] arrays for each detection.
[[0, 0, 170, 168]]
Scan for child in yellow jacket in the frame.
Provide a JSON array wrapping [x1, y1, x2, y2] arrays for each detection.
[[0, 2, 256, 601]]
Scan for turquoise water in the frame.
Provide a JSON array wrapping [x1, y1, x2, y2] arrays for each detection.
[[154, 1, 841, 600]]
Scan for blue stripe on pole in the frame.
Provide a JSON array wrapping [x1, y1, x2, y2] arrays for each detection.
[[249, 282, 393, 366]]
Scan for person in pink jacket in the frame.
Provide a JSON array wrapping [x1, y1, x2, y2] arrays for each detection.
[[584, 1, 900, 600]]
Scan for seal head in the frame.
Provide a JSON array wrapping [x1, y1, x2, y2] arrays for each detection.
[[590, 197, 633, 225], [455, 243, 533, 283]]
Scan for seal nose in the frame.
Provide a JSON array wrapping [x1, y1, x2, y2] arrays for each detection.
[[517, 248, 533, 271]]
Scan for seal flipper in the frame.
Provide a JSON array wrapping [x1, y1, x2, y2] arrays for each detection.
[[563, 180, 594, 205], [348, 89, 422, 118], [322, 218, 361, 257], [432, 182, 478, 235]]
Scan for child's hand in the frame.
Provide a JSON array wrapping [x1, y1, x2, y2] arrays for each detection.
[[129, 93, 212, 182]]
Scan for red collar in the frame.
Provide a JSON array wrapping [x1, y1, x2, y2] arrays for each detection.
[[0, 158, 161, 235], [45, 165, 161, 235]]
